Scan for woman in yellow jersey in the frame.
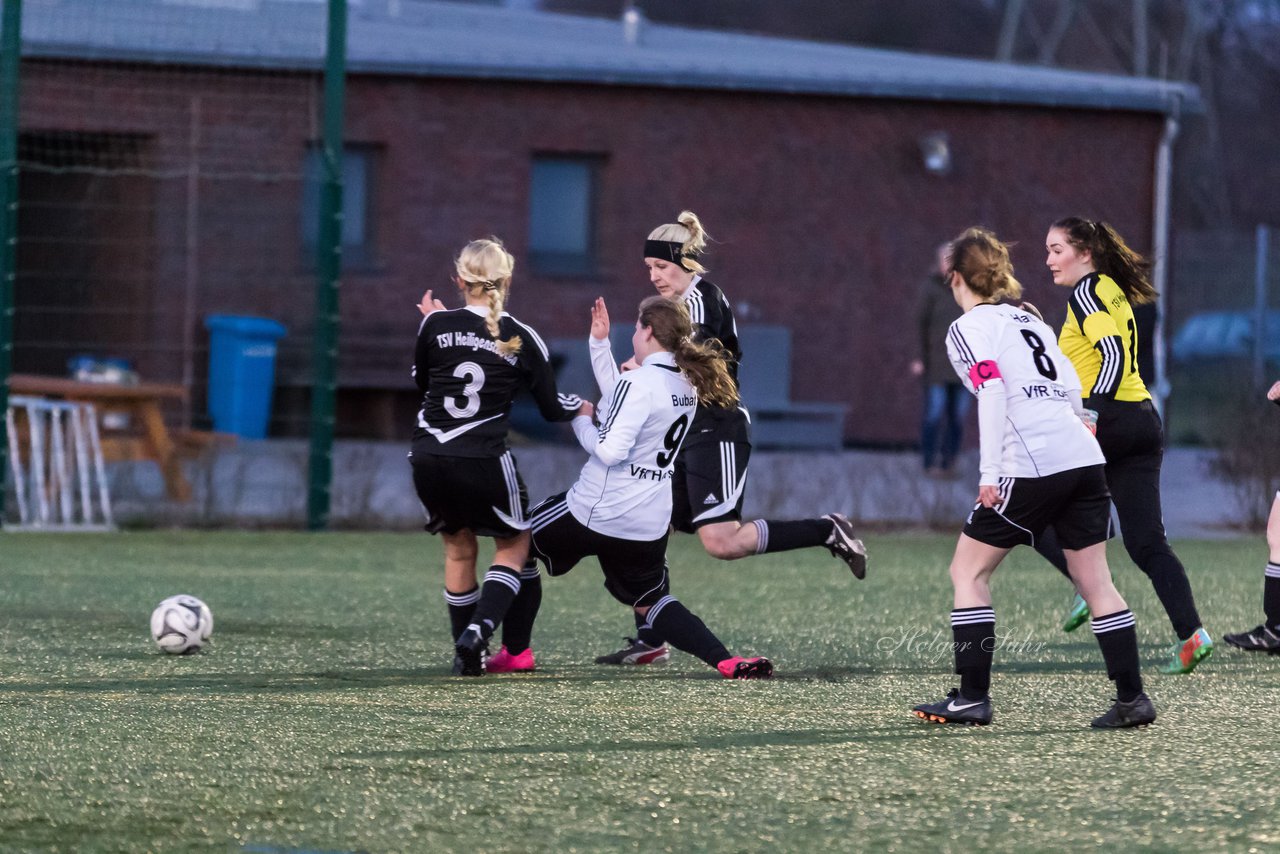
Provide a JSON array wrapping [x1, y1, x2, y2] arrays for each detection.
[[1042, 217, 1213, 675]]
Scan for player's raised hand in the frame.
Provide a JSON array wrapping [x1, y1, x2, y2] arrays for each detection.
[[590, 297, 610, 341], [418, 290, 446, 317], [1268, 380, 1280, 403]]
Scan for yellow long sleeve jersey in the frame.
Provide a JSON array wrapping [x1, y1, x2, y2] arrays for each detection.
[[1058, 273, 1151, 403]]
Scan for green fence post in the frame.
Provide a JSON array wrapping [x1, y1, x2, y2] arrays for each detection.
[[306, 0, 347, 531], [0, 0, 24, 526]]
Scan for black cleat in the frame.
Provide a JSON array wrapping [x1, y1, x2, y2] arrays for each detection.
[[824, 513, 868, 579], [454, 628, 488, 677], [1223, 624, 1280, 654], [912, 688, 993, 725], [1090, 693, 1157, 729]]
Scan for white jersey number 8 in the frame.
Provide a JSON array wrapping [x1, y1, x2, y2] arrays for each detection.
[[445, 361, 486, 419]]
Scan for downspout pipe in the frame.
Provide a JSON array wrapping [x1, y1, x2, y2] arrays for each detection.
[[1150, 98, 1180, 416]]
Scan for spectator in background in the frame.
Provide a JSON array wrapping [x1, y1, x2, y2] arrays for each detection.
[[912, 241, 971, 476]]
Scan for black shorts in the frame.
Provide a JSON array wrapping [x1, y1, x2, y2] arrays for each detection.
[[528, 492, 671, 608], [672, 407, 752, 533], [409, 447, 529, 538], [963, 465, 1112, 550]]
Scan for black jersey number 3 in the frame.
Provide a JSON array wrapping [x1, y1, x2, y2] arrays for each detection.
[[445, 361, 486, 419], [656, 413, 690, 467], [1019, 330, 1058, 381]]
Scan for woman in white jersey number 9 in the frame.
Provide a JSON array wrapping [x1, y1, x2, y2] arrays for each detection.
[[528, 295, 773, 679], [910, 227, 1157, 729]]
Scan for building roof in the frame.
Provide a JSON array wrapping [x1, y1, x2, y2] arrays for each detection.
[[20, 0, 1198, 114]]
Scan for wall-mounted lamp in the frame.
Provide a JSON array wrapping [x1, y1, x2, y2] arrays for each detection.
[[919, 132, 952, 176]]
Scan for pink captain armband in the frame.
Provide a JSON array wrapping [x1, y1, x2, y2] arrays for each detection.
[[968, 360, 1002, 388]]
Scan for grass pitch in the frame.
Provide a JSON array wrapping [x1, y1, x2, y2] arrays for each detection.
[[1, 531, 1278, 852]]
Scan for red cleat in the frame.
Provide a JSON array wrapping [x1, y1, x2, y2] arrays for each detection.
[[717, 656, 773, 679], [486, 645, 536, 673]]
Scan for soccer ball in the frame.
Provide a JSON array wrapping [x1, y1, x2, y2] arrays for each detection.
[[150, 595, 214, 654]]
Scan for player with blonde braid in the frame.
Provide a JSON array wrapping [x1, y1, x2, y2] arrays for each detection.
[[411, 237, 588, 676]]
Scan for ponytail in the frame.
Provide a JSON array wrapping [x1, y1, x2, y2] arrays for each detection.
[[950, 227, 1023, 302], [1052, 217, 1156, 305], [636, 295, 738, 408], [647, 211, 711, 275], [455, 237, 522, 355]]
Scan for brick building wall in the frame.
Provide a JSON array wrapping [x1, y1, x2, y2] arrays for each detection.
[[16, 61, 1163, 443]]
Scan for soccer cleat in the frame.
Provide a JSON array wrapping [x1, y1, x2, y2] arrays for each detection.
[[1157, 627, 1214, 674], [717, 656, 774, 679], [594, 637, 671, 666], [823, 513, 868, 579], [1090, 693, 1157, 729], [453, 627, 488, 677], [1223, 624, 1280, 653], [911, 688, 993, 725], [1062, 593, 1090, 633], [486, 645, 536, 673]]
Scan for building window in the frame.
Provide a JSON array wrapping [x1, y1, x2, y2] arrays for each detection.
[[528, 155, 599, 276], [301, 144, 377, 269]]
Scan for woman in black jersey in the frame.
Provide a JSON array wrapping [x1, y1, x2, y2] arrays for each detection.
[[409, 237, 588, 676], [1037, 218, 1212, 676], [594, 211, 867, 666]]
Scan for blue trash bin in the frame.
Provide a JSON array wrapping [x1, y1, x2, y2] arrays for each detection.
[[205, 315, 287, 439]]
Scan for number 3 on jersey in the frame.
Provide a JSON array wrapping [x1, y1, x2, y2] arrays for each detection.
[[445, 361, 486, 418], [656, 413, 690, 467]]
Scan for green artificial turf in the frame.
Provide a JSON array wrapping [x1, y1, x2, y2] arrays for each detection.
[[1, 531, 1277, 852]]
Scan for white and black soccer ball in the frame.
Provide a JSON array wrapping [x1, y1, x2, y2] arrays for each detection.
[[150, 595, 214, 654]]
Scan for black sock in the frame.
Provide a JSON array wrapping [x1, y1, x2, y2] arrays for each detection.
[[951, 607, 995, 701], [1265, 563, 1280, 628], [466, 566, 521, 641], [635, 607, 663, 647], [642, 596, 731, 667], [500, 563, 541, 655], [1033, 527, 1072, 581], [1141, 551, 1202, 640], [1092, 610, 1143, 702], [444, 586, 479, 642], [752, 518, 833, 554]]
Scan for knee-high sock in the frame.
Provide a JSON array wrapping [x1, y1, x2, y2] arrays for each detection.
[[501, 563, 542, 654], [444, 586, 480, 642], [466, 566, 521, 640], [641, 596, 731, 667], [1137, 550, 1202, 639], [752, 518, 834, 554], [634, 609, 663, 647], [1034, 527, 1072, 582], [1092, 610, 1143, 702], [952, 607, 995, 701], [1263, 563, 1280, 629]]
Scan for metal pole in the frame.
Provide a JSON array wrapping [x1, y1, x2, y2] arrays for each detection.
[[307, 0, 347, 531], [0, 0, 25, 525], [1254, 224, 1271, 391]]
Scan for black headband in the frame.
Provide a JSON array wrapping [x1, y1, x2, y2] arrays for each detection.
[[644, 239, 690, 270]]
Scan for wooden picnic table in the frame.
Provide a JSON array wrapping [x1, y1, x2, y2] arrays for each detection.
[[9, 373, 194, 501]]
